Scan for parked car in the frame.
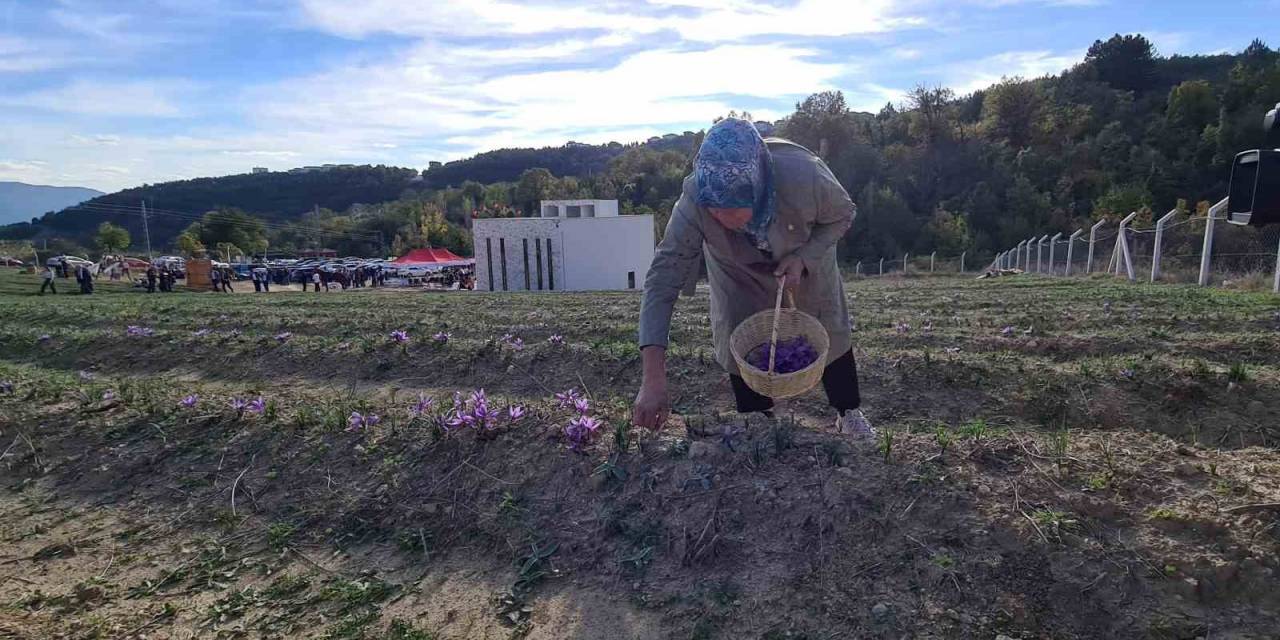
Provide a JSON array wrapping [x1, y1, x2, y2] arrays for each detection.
[[46, 255, 94, 269], [0, 257, 25, 267]]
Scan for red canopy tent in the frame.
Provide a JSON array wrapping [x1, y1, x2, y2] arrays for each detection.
[[393, 248, 467, 264]]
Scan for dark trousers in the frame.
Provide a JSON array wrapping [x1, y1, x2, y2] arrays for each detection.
[[253, 280, 262, 292], [729, 348, 861, 414], [40, 280, 56, 294]]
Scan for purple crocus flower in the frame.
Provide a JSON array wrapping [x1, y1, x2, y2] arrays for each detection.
[[411, 393, 434, 417], [363, 414, 381, 428], [432, 332, 451, 344], [572, 397, 591, 416], [508, 405, 526, 421], [510, 337, 524, 351], [548, 334, 565, 346], [564, 415, 602, 451], [0, 381, 14, 394], [555, 388, 581, 409], [179, 394, 199, 408], [1000, 326, 1015, 337], [274, 331, 292, 343], [1119, 368, 1136, 380], [894, 322, 910, 334], [38, 334, 51, 343], [230, 397, 249, 412], [193, 328, 211, 337], [390, 329, 409, 343], [347, 411, 366, 431], [101, 390, 115, 401], [247, 397, 266, 414]]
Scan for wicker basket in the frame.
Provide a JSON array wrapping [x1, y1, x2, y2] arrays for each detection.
[[729, 279, 830, 399]]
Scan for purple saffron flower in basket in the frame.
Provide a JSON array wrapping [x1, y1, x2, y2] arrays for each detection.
[[548, 334, 565, 346], [432, 331, 451, 344], [274, 331, 293, 343], [247, 397, 266, 414], [508, 405, 526, 422], [179, 394, 199, 408], [390, 329, 409, 343]]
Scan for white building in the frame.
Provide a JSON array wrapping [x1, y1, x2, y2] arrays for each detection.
[[472, 199, 654, 292]]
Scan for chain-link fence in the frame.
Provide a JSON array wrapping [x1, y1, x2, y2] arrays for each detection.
[[852, 251, 986, 278]]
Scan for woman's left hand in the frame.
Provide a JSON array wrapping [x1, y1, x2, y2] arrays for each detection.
[[774, 254, 805, 293]]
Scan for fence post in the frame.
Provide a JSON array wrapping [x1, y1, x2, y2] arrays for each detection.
[[930, 252, 936, 272], [879, 258, 884, 276], [1274, 235, 1280, 293], [1199, 197, 1228, 287], [1087, 218, 1107, 274], [960, 251, 966, 273], [1114, 212, 1138, 281], [1049, 232, 1063, 276], [1065, 229, 1083, 276], [1151, 208, 1178, 283], [1026, 237, 1036, 271], [855, 261, 861, 276], [1035, 235, 1047, 273], [1015, 241, 1025, 270], [903, 253, 909, 274]]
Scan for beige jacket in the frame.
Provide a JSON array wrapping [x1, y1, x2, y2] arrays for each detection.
[[638, 138, 855, 375]]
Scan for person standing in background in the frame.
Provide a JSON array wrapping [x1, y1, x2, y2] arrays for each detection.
[[39, 265, 57, 295]]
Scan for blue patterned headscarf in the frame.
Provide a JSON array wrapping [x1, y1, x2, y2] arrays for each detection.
[[694, 118, 775, 251]]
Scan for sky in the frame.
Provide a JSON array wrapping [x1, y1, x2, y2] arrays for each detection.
[[0, 0, 1272, 192]]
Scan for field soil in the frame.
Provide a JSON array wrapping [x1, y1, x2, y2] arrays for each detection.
[[0, 271, 1278, 639]]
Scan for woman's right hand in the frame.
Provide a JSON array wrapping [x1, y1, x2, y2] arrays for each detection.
[[632, 379, 670, 430]]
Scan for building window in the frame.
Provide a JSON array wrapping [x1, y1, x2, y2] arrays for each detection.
[[485, 237, 494, 291], [535, 239, 544, 290], [627, 271, 636, 289], [541, 204, 558, 218], [583, 204, 596, 217], [565, 205, 581, 218], [499, 238, 508, 291], [522, 238, 531, 290], [546, 238, 555, 290]]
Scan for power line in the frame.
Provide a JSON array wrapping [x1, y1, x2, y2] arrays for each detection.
[[66, 202, 384, 242]]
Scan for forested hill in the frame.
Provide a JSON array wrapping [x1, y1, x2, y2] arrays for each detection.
[[1, 165, 420, 247], [421, 132, 699, 188]]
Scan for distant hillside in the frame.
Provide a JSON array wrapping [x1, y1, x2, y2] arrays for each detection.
[[423, 132, 700, 188], [0, 182, 103, 225], [0, 166, 420, 247]]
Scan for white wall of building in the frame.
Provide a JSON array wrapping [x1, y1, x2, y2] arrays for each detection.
[[538, 199, 619, 219], [559, 216, 653, 291], [472, 208, 653, 292]]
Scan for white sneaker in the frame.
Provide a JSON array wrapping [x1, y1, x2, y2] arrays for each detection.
[[836, 409, 875, 439]]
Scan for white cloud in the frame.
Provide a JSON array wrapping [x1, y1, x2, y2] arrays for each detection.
[[942, 49, 1083, 95], [3, 79, 192, 117], [298, 0, 921, 41]]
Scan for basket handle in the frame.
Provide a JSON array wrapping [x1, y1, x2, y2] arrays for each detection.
[[767, 275, 787, 375]]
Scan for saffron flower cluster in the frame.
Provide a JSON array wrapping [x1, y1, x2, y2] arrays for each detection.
[[559, 389, 601, 451], [179, 394, 200, 408], [230, 396, 266, 415], [274, 331, 293, 343], [390, 329, 409, 343], [0, 381, 13, 394], [126, 325, 155, 337], [347, 412, 381, 432], [500, 334, 525, 351], [193, 328, 211, 337], [432, 332, 451, 344], [745, 336, 819, 374], [548, 334, 565, 346]]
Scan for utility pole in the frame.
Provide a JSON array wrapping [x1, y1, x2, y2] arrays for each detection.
[[141, 200, 153, 260]]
